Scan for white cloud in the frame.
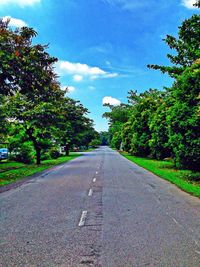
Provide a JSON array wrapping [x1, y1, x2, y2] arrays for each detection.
[[181, 0, 198, 8], [2, 16, 27, 27], [57, 60, 106, 76], [0, 0, 40, 6], [61, 85, 75, 93], [102, 96, 121, 106], [56, 60, 118, 80], [73, 74, 83, 82]]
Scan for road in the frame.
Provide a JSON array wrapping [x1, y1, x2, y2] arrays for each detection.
[[0, 146, 200, 267]]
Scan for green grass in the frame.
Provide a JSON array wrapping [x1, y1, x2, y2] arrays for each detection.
[[121, 153, 200, 198], [0, 153, 81, 187]]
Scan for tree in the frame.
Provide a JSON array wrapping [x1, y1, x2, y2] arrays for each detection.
[[148, 13, 200, 77], [194, 0, 200, 7], [103, 104, 130, 149], [167, 60, 200, 170], [126, 89, 163, 156], [99, 131, 111, 146], [0, 95, 8, 142], [89, 139, 101, 148], [56, 97, 96, 155], [4, 85, 63, 164], [0, 19, 57, 97], [149, 93, 172, 159], [0, 20, 66, 164]]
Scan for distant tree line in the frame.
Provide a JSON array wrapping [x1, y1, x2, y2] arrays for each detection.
[[0, 19, 99, 164], [104, 6, 200, 171]]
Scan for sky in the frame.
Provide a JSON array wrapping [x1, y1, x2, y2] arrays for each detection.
[[0, 0, 199, 131]]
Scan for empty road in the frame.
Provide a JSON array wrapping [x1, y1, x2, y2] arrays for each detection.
[[0, 147, 200, 266]]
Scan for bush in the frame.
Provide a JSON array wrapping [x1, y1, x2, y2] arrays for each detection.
[[41, 152, 51, 160], [9, 142, 34, 164], [49, 148, 60, 159], [89, 139, 101, 148], [185, 172, 200, 182]]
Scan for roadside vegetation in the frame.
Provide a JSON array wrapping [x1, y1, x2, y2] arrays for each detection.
[[0, 19, 103, 187], [0, 19, 101, 170], [122, 153, 200, 198], [103, 2, 200, 194], [0, 153, 80, 187]]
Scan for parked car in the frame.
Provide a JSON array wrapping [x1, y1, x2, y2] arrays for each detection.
[[0, 148, 8, 160]]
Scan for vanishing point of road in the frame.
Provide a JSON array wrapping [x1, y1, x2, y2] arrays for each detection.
[[0, 147, 200, 267]]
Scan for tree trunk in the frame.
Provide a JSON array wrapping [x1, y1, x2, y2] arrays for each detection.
[[65, 144, 70, 156], [25, 127, 41, 165], [36, 147, 41, 165]]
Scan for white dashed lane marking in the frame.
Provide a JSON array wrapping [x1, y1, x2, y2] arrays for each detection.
[[78, 211, 87, 227], [88, 188, 93, 196]]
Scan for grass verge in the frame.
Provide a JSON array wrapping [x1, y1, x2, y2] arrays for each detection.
[[121, 153, 200, 198], [0, 153, 81, 187]]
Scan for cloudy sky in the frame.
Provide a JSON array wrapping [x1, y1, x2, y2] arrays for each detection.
[[0, 0, 199, 131]]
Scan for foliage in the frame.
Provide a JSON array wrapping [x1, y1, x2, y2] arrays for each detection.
[[147, 13, 200, 77], [104, 17, 200, 170], [49, 148, 60, 159], [122, 153, 200, 198], [0, 153, 81, 187], [56, 97, 98, 155], [0, 20, 97, 165], [9, 142, 34, 164], [167, 60, 200, 170], [128, 89, 164, 156], [149, 92, 172, 159], [103, 103, 130, 149], [89, 139, 101, 148], [111, 131, 122, 150], [99, 131, 110, 145]]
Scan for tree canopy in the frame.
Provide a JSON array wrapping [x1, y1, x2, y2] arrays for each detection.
[[0, 19, 98, 164], [104, 9, 200, 171]]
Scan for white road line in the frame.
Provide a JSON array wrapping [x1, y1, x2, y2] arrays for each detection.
[[172, 217, 182, 228], [88, 188, 93, 196], [93, 178, 96, 182], [78, 211, 87, 227], [96, 171, 98, 174], [194, 239, 200, 247]]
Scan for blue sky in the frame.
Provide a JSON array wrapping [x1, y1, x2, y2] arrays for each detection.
[[0, 0, 199, 131]]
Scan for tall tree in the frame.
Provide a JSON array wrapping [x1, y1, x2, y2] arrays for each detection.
[[103, 104, 130, 150], [126, 89, 164, 156], [57, 97, 96, 155], [4, 84, 63, 164], [0, 19, 58, 97], [167, 59, 200, 170], [147, 12, 200, 77]]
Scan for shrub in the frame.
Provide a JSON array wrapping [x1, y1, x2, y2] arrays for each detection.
[[49, 148, 60, 159], [41, 152, 51, 160], [10, 142, 34, 164]]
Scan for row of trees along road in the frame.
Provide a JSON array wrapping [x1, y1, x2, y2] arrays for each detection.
[[104, 2, 200, 171], [0, 19, 99, 164]]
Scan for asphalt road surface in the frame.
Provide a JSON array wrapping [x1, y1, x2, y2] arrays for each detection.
[[0, 146, 200, 267]]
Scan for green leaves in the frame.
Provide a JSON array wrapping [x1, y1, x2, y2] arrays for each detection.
[[105, 15, 200, 171], [148, 14, 200, 77], [0, 21, 96, 164]]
